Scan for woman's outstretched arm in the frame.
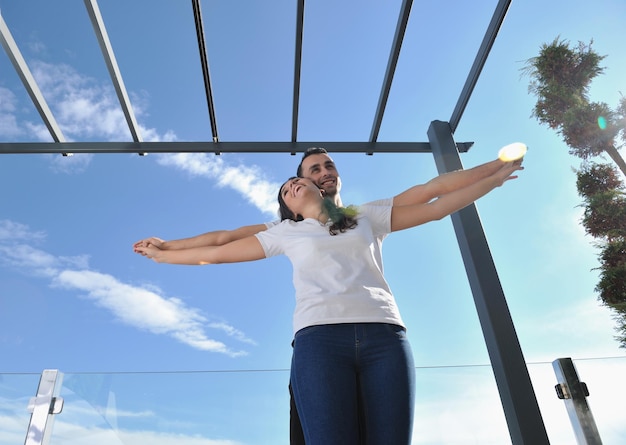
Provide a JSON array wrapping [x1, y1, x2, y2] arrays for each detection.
[[133, 235, 266, 265], [390, 160, 523, 232], [133, 223, 269, 252], [392, 158, 522, 206]]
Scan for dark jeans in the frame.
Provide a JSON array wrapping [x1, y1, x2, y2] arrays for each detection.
[[290, 323, 415, 445], [289, 383, 306, 445]]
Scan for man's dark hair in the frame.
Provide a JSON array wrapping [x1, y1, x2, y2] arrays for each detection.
[[296, 147, 328, 178]]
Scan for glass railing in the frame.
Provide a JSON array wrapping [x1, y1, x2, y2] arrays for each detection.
[[0, 373, 42, 445], [2, 357, 625, 444]]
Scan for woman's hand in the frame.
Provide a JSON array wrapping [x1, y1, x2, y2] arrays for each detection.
[[133, 242, 163, 261], [495, 159, 524, 185], [133, 237, 164, 261], [133, 237, 165, 250]]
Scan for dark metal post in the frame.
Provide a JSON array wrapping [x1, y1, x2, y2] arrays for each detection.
[[427, 120, 550, 444]]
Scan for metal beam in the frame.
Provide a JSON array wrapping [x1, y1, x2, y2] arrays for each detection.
[[0, 140, 473, 155], [449, 0, 511, 132], [0, 11, 65, 142], [427, 120, 550, 444], [369, 0, 413, 143], [192, 0, 219, 142], [84, 0, 143, 142], [291, 0, 305, 142]]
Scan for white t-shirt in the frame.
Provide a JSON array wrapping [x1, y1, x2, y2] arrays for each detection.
[[256, 199, 405, 334]]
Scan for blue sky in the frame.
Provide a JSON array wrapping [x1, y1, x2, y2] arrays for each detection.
[[1, 0, 626, 444]]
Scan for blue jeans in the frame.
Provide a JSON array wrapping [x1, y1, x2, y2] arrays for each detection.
[[291, 323, 415, 445]]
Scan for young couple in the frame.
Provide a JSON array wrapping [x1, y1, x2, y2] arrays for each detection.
[[133, 148, 523, 445]]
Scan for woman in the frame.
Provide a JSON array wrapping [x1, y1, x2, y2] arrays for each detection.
[[134, 160, 523, 444]]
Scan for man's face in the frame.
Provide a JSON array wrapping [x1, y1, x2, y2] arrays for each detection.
[[299, 153, 341, 197]]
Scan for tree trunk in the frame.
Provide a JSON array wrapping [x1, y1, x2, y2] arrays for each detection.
[[605, 144, 626, 178]]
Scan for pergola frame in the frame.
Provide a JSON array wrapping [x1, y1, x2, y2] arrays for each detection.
[[1, 1, 552, 443]]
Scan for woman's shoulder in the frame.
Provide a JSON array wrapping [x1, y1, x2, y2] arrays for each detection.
[[265, 218, 318, 233], [359, 197, 393, 208], [356, 198, 392, 217], [355, 199, 392, 235]]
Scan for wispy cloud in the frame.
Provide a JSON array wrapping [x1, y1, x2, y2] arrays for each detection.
[[5, 56, 279, 214], [29, 61, 164, 144], [0, 87, 21, 138], [75, 426, 244, 445], [157, 153, 280, 216], [207, 322, 258, 346], [0, 411, 245, 445], [0, 219, 254, 357], [410, 358, 626, 444], [5, 359, 626, 445], [2, 58, 176, 173], [0, 62, 133, 143]]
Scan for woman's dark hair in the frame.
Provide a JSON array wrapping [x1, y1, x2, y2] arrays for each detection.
[[277, 177, 358, 235], [278, 177, 304, 222]]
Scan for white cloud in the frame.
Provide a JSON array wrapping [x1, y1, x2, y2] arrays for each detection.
[[0, 394, 247, 444], [48, 153, 96, 174], [0, 413, 244, 445], [0, 243, 60, 278], [23, 121, 54, 142], [31, 61, 130, 141], [0, 220, 253, 357], [517, 297, 622, 361], [69, 427, 244, 445], [0, 87, 21, 138], [0, 412, 27, 445], [409, 359, 626, 444], [207, 322, 257, 346], [5, 55, 276, 212], [0, 219, 46, 241], [157, 153, 279, 216], [28, 60, 178, 147], [0, 220, 90, 277], [0, 87, 17, 113], [2, 59, 177, 172]]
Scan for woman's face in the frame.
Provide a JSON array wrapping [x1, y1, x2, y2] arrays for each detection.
[[280, 177, 322, 214]]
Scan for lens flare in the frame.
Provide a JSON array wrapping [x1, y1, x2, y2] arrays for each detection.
[[498, 142, 527, 162], [598, 116, 607, 130]]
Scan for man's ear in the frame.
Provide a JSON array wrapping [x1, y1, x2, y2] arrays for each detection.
[[320, 189, 326, 196]]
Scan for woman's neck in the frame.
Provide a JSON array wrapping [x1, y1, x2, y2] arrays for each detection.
[[299, 201, 329, 224]]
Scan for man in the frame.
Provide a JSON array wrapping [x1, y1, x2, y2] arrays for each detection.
[[135, 147, 518, 443]]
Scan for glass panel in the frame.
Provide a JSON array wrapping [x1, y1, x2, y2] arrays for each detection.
[[413, 366, 510, 443], [3, 360, 626, 444], [560, 358, 626, 444], [0, 373, 41, 445], [49, 370, 291, 445], [530, 359, 626, 444]]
